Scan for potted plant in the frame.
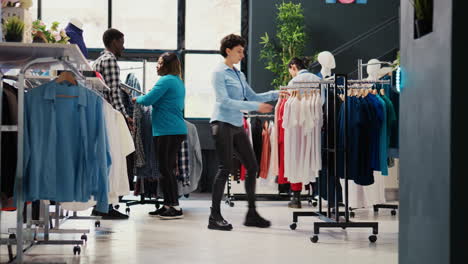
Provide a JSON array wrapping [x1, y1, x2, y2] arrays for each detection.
[[259, 2, 310, 89], [2, 0, 33, 42], [3, 16, 24, 42], [411, 0, 433, 38], [31, 20, 70, 44]]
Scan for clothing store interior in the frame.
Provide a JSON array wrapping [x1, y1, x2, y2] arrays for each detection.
[[1, 0, 466, 263]]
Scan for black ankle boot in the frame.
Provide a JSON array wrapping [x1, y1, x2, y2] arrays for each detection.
[[244, 208, 271, 228], [288, 191, 302, 208], [208, 207, 233, 231]]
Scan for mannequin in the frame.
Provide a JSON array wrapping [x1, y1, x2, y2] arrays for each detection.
[[66, 18, 88, 58], [317, 51, 336, 79], [69, 18, 83, 30], [366, 58, 381, 81]]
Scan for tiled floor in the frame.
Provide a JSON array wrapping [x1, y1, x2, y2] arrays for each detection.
[[1, 196, 398, 264]]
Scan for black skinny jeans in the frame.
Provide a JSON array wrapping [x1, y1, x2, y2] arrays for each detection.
[[211, 122, 259, 212], [153, 135, 186, 207]]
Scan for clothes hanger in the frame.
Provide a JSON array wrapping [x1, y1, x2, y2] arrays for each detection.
[[56, 71, 77, 85], [55, 71, 79, 98]]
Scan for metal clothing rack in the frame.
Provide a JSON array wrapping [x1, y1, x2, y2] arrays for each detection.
[[223, 114, 317, 207], [0, 43, 104, 262], [356, 58, 399, 216], [285, 75, 380, 243], [118, 81, 160, 214]]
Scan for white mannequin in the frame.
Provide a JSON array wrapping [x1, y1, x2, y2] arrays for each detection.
[[69, 18, 83, 30], [317, 51, 336, 78], [366, 59, 381, 81]]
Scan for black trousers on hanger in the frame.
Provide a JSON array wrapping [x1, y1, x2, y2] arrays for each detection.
[[153, 135, 186, 207], [211, 121, 258, 212]]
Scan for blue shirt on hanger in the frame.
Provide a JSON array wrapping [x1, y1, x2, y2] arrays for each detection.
[[22, 81, 111, 213]]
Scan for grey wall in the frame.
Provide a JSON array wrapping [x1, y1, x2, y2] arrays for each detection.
[[399, 0, 452, 263], [248, 0, 399, 92]]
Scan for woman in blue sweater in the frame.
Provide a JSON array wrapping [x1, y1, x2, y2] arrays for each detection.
[[133, 53, 187, 220]]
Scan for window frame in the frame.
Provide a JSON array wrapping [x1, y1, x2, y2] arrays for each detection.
[[36, 0, 249, 120]]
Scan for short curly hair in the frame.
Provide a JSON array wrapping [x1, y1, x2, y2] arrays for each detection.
[[220, 34, 246, 58]]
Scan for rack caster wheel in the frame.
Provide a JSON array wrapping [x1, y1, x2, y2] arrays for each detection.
[[373, 207, 379, 212], [81, 234, 87, 243], [350, 212, 355, 218], [369, 235, 377, 243], [312, 202, 317, 207], [391, 210, 397, 216], [114, 205, 120, 210], [229, 202, 235, 207], [184, 194, 190, 198], [126, 208, 130, 215], [311, 236, 319, 243], [290, 223, 297, 230], [342, 227, 346, 230], [95, 221, 101, 228], [73, 245, 81, 255]]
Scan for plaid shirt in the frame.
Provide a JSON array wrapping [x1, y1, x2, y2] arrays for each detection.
[[93, 50, 128, 118], [176, 140, 190, 186]]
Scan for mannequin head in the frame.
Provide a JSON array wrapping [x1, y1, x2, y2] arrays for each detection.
[[69, 18, 83, 30], [317, 51, 336, 70], [366, 59, 381, 80]]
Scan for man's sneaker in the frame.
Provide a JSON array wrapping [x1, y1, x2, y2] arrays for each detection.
[[101, 208, 129, 220], [148, 206, 167, 216], [159, 207, 184, 220], [91, 209, 103, 217], [244, 209, 271, 228]]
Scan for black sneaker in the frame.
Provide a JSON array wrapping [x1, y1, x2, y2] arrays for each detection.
[[159, 207, 184, 220], [91, 209, 103, 217], [244, 209, 271, 228], [101, 208, 129, 220], [148, 206, 167, 216]]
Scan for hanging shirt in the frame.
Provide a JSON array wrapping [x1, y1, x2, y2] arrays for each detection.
[[277, 98, 288, 184], [210, 63, 278, 127], [259, 121, 271, 179], [376, 95, 388, 176], [23, 81, 111, 213]]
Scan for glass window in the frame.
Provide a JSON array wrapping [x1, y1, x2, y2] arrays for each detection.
[[30, 0, 39, 20], [113, 0, 177, 50], [118, 61, 159, 94], [185, 54, 241, 118], [41, 0, 108, 48], [186, 0, 241, 50]]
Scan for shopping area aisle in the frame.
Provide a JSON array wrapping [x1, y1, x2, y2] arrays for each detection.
[[1, 197, 398, 264]]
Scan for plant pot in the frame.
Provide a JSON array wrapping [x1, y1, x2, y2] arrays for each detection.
[[4, 34, 23, 42], [414, 19, 432, 39]]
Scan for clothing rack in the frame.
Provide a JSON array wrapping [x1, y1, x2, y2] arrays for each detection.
[[287, 75, 379, 243], [354, 61, 399, 216], [120, 59, 147, 91], [121, 82, 145, 95], [118, 80, 159, 213], [224, 113, 317, 207], [0, 43, 103, 262]]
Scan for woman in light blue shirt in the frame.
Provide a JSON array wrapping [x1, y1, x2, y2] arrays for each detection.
[[133, 53, 187, 220], [209, 34, 282, 231]]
